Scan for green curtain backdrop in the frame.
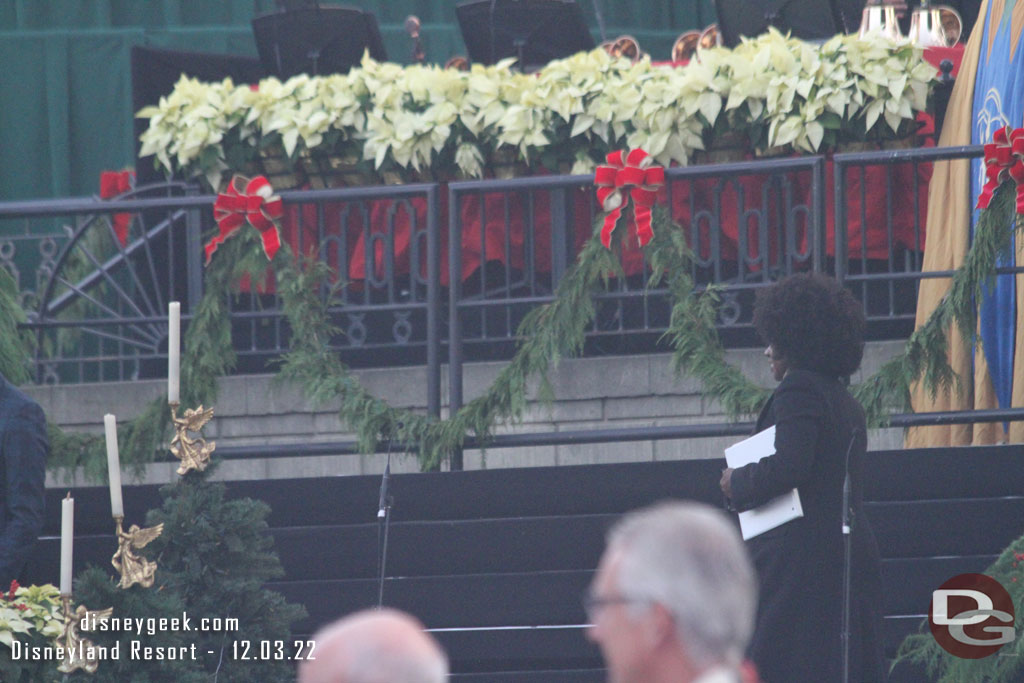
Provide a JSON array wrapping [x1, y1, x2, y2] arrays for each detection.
[[0, 0, 715, 200]]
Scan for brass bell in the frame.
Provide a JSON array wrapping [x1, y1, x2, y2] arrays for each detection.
[[445, 55, 470, 71], [699, 24, 722, 50], [908, 3, 962, 46], [858, 0, 902, 40], [602, 35, 643, 61], [672, 30, 701, 63], [671, 23, 722, 63]]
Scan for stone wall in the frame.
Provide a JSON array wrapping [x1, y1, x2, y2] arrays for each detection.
[[29, 341, 906, 488]]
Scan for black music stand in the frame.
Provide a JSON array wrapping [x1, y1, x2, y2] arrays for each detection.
[[713, 0, 848, 47], [455, 0, 595, 72], [252, 4, 387, 79]]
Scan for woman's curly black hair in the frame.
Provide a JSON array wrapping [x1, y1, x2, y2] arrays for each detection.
[[752, 272, 865, 378]]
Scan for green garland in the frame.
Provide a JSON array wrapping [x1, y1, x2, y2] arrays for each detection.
[[853, 185, 1022, 424], [269, 205, 770, 469], [182, 181, 1021, 470], [14, 175, 1023, 481]]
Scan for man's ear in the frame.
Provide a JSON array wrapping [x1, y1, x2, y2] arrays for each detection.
[[644, 602, 678, 649]]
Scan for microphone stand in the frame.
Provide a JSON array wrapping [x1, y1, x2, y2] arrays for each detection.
[[376, 440, 393, 608], [488, 0, 498, 65], [592, 0, 607, 43], [840, 428, 860, 683], [405, 15, 426, 65], [305, 31, 347, 76]]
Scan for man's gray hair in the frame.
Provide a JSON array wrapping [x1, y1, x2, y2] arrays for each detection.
[[299, 608, 448, 683], [607, 500, 757, 667], [345, 646, 448, 683]]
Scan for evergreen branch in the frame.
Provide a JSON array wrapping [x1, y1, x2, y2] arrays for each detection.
[[851, 183, 1018, 426], [273, 246, 436, 464], [0, 266, 33, 385], [651, 223, 770, 417], [446, 224, 615, 453]]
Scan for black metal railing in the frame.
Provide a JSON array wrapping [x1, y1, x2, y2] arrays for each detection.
[[4, 183, 442, 415], [833, 144, 986, 331], [3, 183, 203, 384], [208, 407, 1024, 461], [445, 156, 826, 417], [1, 145, 994, 400]]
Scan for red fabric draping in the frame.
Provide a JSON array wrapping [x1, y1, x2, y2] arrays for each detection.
[[821, 160, 932, 258], [923, 44, 964, 77], [293, 155, 925, 287], [348, 185, 595, 286], [99, 170, 135, 247]]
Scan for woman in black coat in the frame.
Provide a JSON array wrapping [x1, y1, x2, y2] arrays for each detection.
[[720, 273, 887, 682]]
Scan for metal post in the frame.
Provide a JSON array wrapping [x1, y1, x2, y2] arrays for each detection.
[[811, 156, 826, 274], [833, 157, 848, 283], [549, 187, 569, 285], [426, 185, 441, 422], [184, 184, 204, 312], [448, 184, 464, 471]]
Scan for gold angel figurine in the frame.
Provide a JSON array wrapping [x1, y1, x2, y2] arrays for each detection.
[[57, 604, 113, 674], [112, 519, 164, 589], [170, 404, 216, 474]]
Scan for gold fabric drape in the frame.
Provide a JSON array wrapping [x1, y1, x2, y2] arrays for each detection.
[[906, 0, 1024, 447]]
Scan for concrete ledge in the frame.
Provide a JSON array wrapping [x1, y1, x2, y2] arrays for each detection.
[[28, 342, 907, 484]]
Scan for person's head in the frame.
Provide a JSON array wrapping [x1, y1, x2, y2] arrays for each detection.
[[753, 272, 865, 380], [586, 501, 757, 683], [298, 608, 448, 683]]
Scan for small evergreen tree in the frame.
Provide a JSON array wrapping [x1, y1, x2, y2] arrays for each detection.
[[144, 464, 306, 681], [70, 566, 203, 683], [68, 459, 305, 682]]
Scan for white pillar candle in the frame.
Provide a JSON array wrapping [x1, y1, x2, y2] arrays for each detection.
[[168, 301, 180, 404], [104, 414, 123, 518], [60, 494, 74, 595]]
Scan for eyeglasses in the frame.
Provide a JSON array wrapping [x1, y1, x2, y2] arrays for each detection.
[[582, 591, 650, 622]]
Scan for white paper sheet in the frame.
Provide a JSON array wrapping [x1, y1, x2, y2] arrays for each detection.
[[725, 426, 803, 540]]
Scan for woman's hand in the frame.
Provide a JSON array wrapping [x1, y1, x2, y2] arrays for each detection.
[[720, 467, 734, 499]]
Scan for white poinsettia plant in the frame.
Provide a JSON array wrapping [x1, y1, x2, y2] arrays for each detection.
[[510, 49, 645, 173], [698, 28, 935, 154], [637, 51, 727, 163], [360, 58, 464, 180], [839, 31, 936, 144], [136, 34, 936, 190], [0, 582, 65, 681], [0, 582, 64, 649], [458, 58, 530, 176], [137, 75, 254, 191], [250, 71, 368, 160]]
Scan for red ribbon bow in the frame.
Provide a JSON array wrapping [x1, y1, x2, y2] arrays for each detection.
[[99, 170, 135, 247], [594, 149, 665, 249], [977, 126, 1024, 215], [207, 175, 283, 264]]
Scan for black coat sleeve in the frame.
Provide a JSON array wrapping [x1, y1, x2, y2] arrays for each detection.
[[0, 401, 49, 582], [729, 372, 825, 511]]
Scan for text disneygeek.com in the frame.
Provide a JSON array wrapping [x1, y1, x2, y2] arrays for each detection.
[[8, 612, 315, 663]]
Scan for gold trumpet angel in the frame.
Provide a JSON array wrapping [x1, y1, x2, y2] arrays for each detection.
[[169, 404, 216, 475], [57, 603, 113, 674], [112, 519, 164, 589]]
